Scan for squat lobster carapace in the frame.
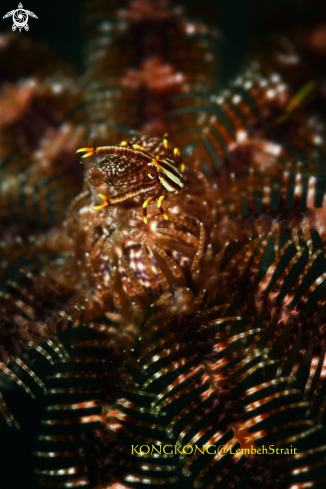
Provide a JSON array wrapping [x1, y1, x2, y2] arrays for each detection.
[[77, 134, 185, 224]]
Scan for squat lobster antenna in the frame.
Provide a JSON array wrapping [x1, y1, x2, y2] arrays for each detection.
[[76, 144, 153, 165]]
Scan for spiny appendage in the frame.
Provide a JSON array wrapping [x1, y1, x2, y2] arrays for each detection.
[[109, 277, 326, 488], [34, 363, 104, 485], [0, 338, 68, 429], [112, 218, 210, 301], [102, 239, 189, 309], [257, 228, 326, 420], [77, 134, 185, 223], [208, 156, 323, 223], [169, 70, 325, 186], [33, 320, 133, 488], [103, 289, 240, 487], [168, 70, 287, 174], [64, 183, 210, 313], [0, 171, 77, 227], [82, 0, 220, 138], [0, 261, 70, 428], [220, 216, 326, 424], [28, 218, 326, 486], [111, 219, 326, 486]]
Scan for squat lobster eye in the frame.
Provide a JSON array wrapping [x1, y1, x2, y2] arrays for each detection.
[[76, 134, 185, 224]]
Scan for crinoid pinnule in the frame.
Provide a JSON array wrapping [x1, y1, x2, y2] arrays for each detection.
[[3, 1, 326, 489], [0, 35, 85, 232], [102, 212, 326, 489], [35, 206, 326, 488], [68, 133, 216, 315], [82, 0, 220, 142], [0, 34, 86, 430]]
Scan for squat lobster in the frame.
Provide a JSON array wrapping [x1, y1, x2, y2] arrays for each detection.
[[77, 134, 185, 224]]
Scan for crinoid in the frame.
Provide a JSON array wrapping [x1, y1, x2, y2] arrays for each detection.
[[2, 1, 326, 489]]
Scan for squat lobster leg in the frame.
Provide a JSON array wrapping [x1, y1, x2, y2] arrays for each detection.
[[157, 193, 169, 220], [143, 195, 158, 224], [94, 187, 168, 224], [93, 194, 109, 211], [173, 147, 185, 173], [163, 133, 185, 174], [142, 192, 169, 223], [163, 133, 170, 158]]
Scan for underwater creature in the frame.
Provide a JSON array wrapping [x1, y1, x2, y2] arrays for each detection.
[[77, 134, 184, 223]]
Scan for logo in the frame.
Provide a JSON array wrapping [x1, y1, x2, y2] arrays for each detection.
[[2, 3, 38, 32]]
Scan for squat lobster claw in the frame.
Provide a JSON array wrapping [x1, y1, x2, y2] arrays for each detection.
[[77, 134, 185, 224]]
